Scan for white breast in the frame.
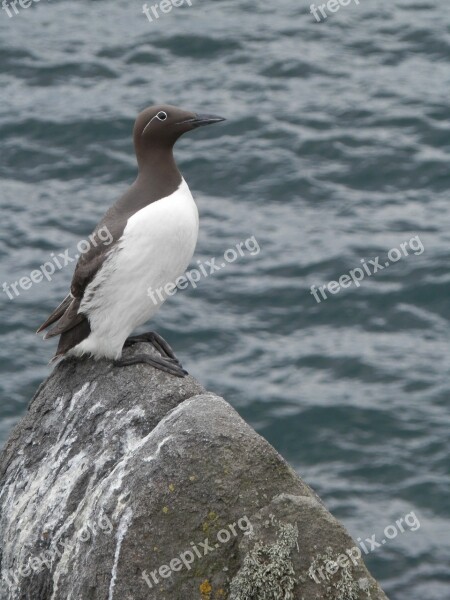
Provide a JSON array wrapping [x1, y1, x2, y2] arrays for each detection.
[[72, 179, 199, 360]]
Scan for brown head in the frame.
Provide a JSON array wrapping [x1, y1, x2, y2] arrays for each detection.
[[133, 104, 225, 168]]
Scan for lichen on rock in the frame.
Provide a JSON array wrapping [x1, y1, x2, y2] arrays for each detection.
[[308, 547, 361, 600], [229, 516, 299, 600]]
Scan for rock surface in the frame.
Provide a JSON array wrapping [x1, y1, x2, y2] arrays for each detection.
[[0, 343, 389, 600]]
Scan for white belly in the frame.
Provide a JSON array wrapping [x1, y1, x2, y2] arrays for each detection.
[[71, 179, 199, 359]]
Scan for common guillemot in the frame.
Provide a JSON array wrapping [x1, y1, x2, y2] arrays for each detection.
[[37, 104, 225, 377]]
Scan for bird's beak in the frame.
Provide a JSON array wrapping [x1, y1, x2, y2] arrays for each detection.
[[178, 113, 226, 128]]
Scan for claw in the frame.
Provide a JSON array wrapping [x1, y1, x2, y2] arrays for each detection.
[[115, 353, 188, 378]]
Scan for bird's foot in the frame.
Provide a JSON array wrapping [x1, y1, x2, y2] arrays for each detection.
[[121, 331, 186, 377], [124, 331, 181, 361], [114, 353, 188, 378]]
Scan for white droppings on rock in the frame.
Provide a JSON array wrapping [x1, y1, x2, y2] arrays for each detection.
[[108, 507, 133, 600], [87, 401, 105, 416], [41, 396, 191, 599], [69, 382, 96, 412], [54, 395, 64, 412], [143, 435, 172, 462], [125, 406, 146, 419]]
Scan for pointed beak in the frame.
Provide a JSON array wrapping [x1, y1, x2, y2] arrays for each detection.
[[178, 113, 226, 129]]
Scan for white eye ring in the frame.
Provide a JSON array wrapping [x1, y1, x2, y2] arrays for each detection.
[[142, 111, 168, 135]]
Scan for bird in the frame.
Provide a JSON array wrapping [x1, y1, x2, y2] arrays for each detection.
[[37, 104, 225, 377]]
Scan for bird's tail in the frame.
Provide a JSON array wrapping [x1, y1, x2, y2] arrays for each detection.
[[51, 319, 92, 363], [36, 295, 72, 334]]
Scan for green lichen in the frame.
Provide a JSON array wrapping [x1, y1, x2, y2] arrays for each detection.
[[229, 516, 299, 600], [202, 511, 219, 534]]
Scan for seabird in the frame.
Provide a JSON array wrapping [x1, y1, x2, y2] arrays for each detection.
[[37, 104, 225, 377]]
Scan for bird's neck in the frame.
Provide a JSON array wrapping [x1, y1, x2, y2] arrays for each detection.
[[135, 145, 182, 198]]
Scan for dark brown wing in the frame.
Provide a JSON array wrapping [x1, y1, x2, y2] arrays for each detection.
[[37, 209, 125, 341], [37, 180, 157, 350], [52, 319, 92, 362], [36, 294, 72, 334], [42, 297, 85, 339]]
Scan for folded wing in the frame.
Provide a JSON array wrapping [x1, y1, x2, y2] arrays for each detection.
[[36, 216, 125, 351]]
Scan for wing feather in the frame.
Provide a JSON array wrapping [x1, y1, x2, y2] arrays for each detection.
[[43, 297, 85, 339], [36, 294, 72, 334], [37, 215, 123, 340], [36, 189, 142, 355]]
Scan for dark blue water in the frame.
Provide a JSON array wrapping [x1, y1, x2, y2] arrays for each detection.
[[1, 0, 449, 598]]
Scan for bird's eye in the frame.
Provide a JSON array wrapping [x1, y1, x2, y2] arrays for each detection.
[[156, 111, 168, 121]]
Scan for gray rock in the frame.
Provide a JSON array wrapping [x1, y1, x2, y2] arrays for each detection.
[[0, 343, 389, 600]]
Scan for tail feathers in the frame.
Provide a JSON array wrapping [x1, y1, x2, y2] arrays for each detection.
[[43, 298, 84, 340], [49, 354, 63, 365], [37, 295, 72, 334], [53, 318, 91, 360]]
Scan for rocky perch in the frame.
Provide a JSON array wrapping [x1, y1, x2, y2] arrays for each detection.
[[0, 343, 389, 600]]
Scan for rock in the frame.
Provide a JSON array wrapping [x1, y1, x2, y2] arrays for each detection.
[[0, 343, 389, 600]]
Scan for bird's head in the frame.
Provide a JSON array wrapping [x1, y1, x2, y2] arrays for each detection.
[[134, 104, 225, 156]]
